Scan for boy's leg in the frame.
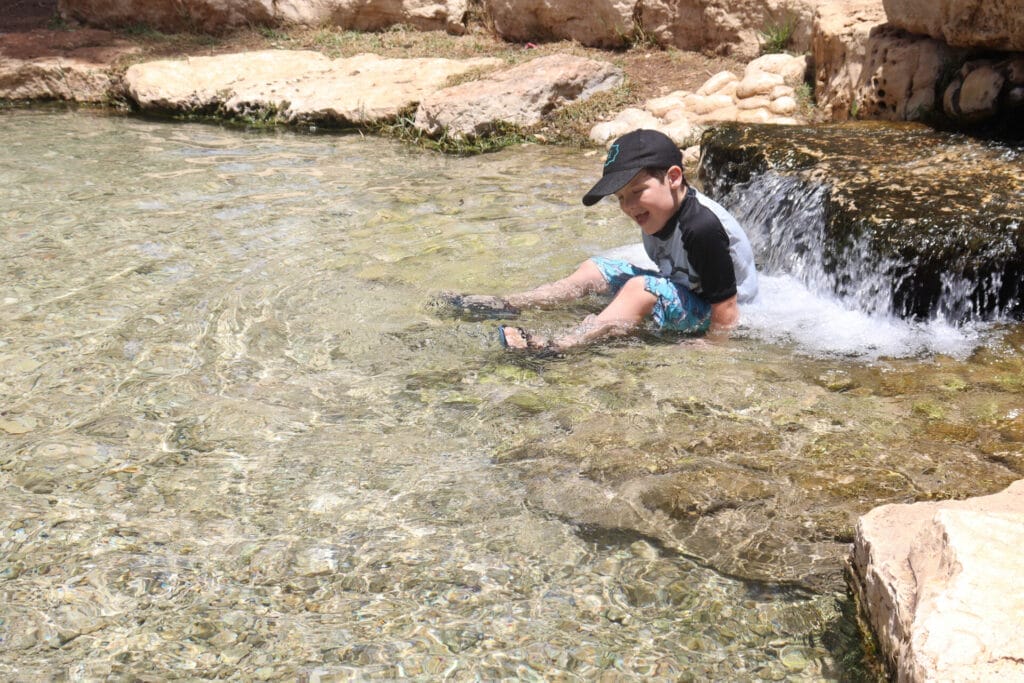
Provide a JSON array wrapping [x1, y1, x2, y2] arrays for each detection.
[[505, 259, 609, 309], [549, 276, 656, 349], [437, 259, 610, 320], [502, 275, 656, 351]]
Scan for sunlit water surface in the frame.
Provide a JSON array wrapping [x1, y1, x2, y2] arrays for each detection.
[[2, 110, 1021, 681]]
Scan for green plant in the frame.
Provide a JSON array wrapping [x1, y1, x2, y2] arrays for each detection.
[[793, 82, 819, 119], [372, 112, 530, 155], [625, 5, 659, 50], [541, 80, 639, 147], [120, 22, 169, 40], [759, 14, 798, 54], [46, 14, 69, 31], [257, 25, 290, 42]]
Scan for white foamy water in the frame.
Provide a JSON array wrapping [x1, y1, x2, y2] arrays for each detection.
[[743, 274, 987, 360], [602, 242, 989, 360]]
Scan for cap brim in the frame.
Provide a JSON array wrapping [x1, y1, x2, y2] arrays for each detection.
[[581, 168, 641, 206]]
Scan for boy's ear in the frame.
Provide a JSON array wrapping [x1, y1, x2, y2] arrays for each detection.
[[667, 165, 685, 189]]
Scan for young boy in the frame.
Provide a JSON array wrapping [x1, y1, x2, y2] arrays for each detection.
[[442, 128, 758, 352]]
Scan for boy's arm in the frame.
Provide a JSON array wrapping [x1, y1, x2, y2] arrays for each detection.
[[708, 295, 739, 338]]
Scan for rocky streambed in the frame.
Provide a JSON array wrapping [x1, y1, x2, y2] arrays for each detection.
[[3, 15, 1024, 681]]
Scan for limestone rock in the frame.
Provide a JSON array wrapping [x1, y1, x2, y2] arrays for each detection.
[[0, 29, 138, 103], [943, 57, 1024, 126], [590, 53, 807, 148], [640, 0, 818, 59], [737, 70, 785, 98], [697, 70, 739, 96], [883, 0, 1024, 51], [856, 25, 957, 121], [743, 52, 809, 84], [811, 0, 887, 121], [700, 122, 1024, 320], [414, 54, 622, 138], [59, 0, 468, 34], [59, 0, 276, 33], [277, 0, 470, 33], [481, 0, 635, 49], [851, 480, 1024, 681], [589, 108, 662, 146], [769, 94, 798, 114], [124, 50, 503, 126]]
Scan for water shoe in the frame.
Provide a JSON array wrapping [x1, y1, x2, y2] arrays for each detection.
[[433, 292, 520, 321]]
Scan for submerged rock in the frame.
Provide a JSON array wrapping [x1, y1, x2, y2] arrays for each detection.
[[700, 121, 1024, 322]]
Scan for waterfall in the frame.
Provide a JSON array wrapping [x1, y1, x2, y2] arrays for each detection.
[[705, 173, 988, 359], [717, 171, 1021, 326], [698, 122, 1024, 329]]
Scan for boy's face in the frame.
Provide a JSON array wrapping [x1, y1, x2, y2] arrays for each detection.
[[613, 166, 684, 235]]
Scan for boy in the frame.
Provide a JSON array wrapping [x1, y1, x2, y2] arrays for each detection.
[[442, 128, 758, 352]]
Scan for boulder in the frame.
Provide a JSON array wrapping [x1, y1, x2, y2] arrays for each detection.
[[640, 0, 818, 59], [478, 0, 821, 58], [697, 70, 739, 96], [481, 0, 635, 48], [0, 29, 138, 103], [883, 0, 1024, 51], [58, 0, 469, 33], [124, 51, 503, 126], [942, 56, 1024, 130], [856, 25, 958, 121], [851, 480, 1024, 681], [946, 62, 1004, 122], [589, 107, 662, 146], [590, 56, 807, 148], [414, 54, 622, 138], [811, 0, 887, 121], [736, 70, 785, 98], [743, 51, 809, 84]]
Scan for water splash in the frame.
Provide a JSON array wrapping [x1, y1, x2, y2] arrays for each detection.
[[604, 173, 991, 360], [742, 275, 985, 360]]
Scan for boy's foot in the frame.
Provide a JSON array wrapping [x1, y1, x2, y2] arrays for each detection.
[[432, 292, 520, 321], [498, 325, 558, 355]]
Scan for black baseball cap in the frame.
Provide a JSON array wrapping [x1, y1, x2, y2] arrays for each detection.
[[582, 129, 683, 206]]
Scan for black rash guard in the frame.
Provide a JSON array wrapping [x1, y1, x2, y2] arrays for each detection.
[[640, 186, 757, 304]]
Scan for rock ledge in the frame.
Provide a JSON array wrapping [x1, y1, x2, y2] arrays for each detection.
[[850, 480, 1024, 682]]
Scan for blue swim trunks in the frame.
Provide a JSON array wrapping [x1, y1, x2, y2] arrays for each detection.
[[590, 256, 711, 333]]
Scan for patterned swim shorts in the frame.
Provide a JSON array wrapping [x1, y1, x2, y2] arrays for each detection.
[[590, 256, 711, 333]]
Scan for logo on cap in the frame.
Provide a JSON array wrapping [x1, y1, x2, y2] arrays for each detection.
[[604, 144, 619, 167]]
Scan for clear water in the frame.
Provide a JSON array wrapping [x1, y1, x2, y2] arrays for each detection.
[[2, 110, 1021, 681]]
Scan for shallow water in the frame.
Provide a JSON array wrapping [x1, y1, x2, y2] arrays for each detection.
[[1, 110, 1021, 680]]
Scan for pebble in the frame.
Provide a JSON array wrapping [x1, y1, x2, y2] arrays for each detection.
[[0, 416, 36, 434]]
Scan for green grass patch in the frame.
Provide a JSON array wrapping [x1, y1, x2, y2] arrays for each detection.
[[371, 111, 531, 155], [759, 15, 798, 55], [539, 79, 639, 147]]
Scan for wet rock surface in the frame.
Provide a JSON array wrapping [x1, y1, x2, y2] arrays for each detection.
[[494, 330, 1024, 591], [700, 121, 1024, 321], [0, 28, 139, 102]]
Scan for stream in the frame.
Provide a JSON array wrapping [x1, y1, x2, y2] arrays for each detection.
[[2, 109, 1021, 680]]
